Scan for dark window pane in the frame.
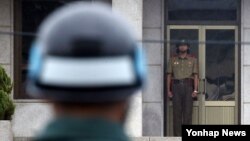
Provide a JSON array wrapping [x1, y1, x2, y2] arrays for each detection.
[[205, 30, 235, 101], [168, 0, 238, 21], [22, 0, 85, 64], [15, 0, 92, 99]]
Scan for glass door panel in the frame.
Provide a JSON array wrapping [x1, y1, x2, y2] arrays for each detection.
[[205, 29, 235, 101]]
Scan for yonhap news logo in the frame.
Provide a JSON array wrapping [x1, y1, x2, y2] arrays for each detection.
[[182, 125, 250, 141]]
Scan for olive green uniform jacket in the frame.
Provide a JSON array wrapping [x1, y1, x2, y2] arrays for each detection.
[[167, 55, 198, 79]]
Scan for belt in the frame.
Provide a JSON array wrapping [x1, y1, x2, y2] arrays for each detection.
[[173, 78, 193, 84]]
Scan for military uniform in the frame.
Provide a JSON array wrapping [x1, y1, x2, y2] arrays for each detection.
[[167, 55, 198, 136], [33, 117, 130, 141]]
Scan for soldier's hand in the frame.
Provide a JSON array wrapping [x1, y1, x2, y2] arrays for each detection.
[[192, 91, 197, 98], [168, 91, 173, 98]]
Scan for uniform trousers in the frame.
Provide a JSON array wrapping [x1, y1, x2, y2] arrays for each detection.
[[172, 79, 193, 136]]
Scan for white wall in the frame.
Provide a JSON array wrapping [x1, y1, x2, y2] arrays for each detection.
[[12, 103, 53, 137], [112, 0, 143, 137], [142, 0, 164, 136], [0, 0, 12, 81], [241, 0, 250, 124]]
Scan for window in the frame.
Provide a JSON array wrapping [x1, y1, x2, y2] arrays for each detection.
[[167, 0, 239, 23], [14, 0, 111, 99]]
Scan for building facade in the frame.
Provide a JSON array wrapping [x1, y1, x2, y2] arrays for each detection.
[[0, 0, 250, 139]]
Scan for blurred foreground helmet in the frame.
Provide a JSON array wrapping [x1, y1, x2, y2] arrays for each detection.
[[26, 2, 146, 102]]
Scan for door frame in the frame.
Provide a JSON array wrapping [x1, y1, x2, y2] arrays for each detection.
[[165, 25, 239, 135], [201, 26, 238, 125]]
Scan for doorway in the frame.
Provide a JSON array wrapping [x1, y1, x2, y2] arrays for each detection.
[[166, 25, 238, 136]]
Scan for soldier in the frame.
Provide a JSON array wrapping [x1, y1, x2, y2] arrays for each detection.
[[167, 40, 198, 136], [26, 2, 146, 141]]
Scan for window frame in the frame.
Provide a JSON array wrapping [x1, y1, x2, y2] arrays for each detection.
[[165, 0, 241, 25], [13, 0, 112, 100]]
